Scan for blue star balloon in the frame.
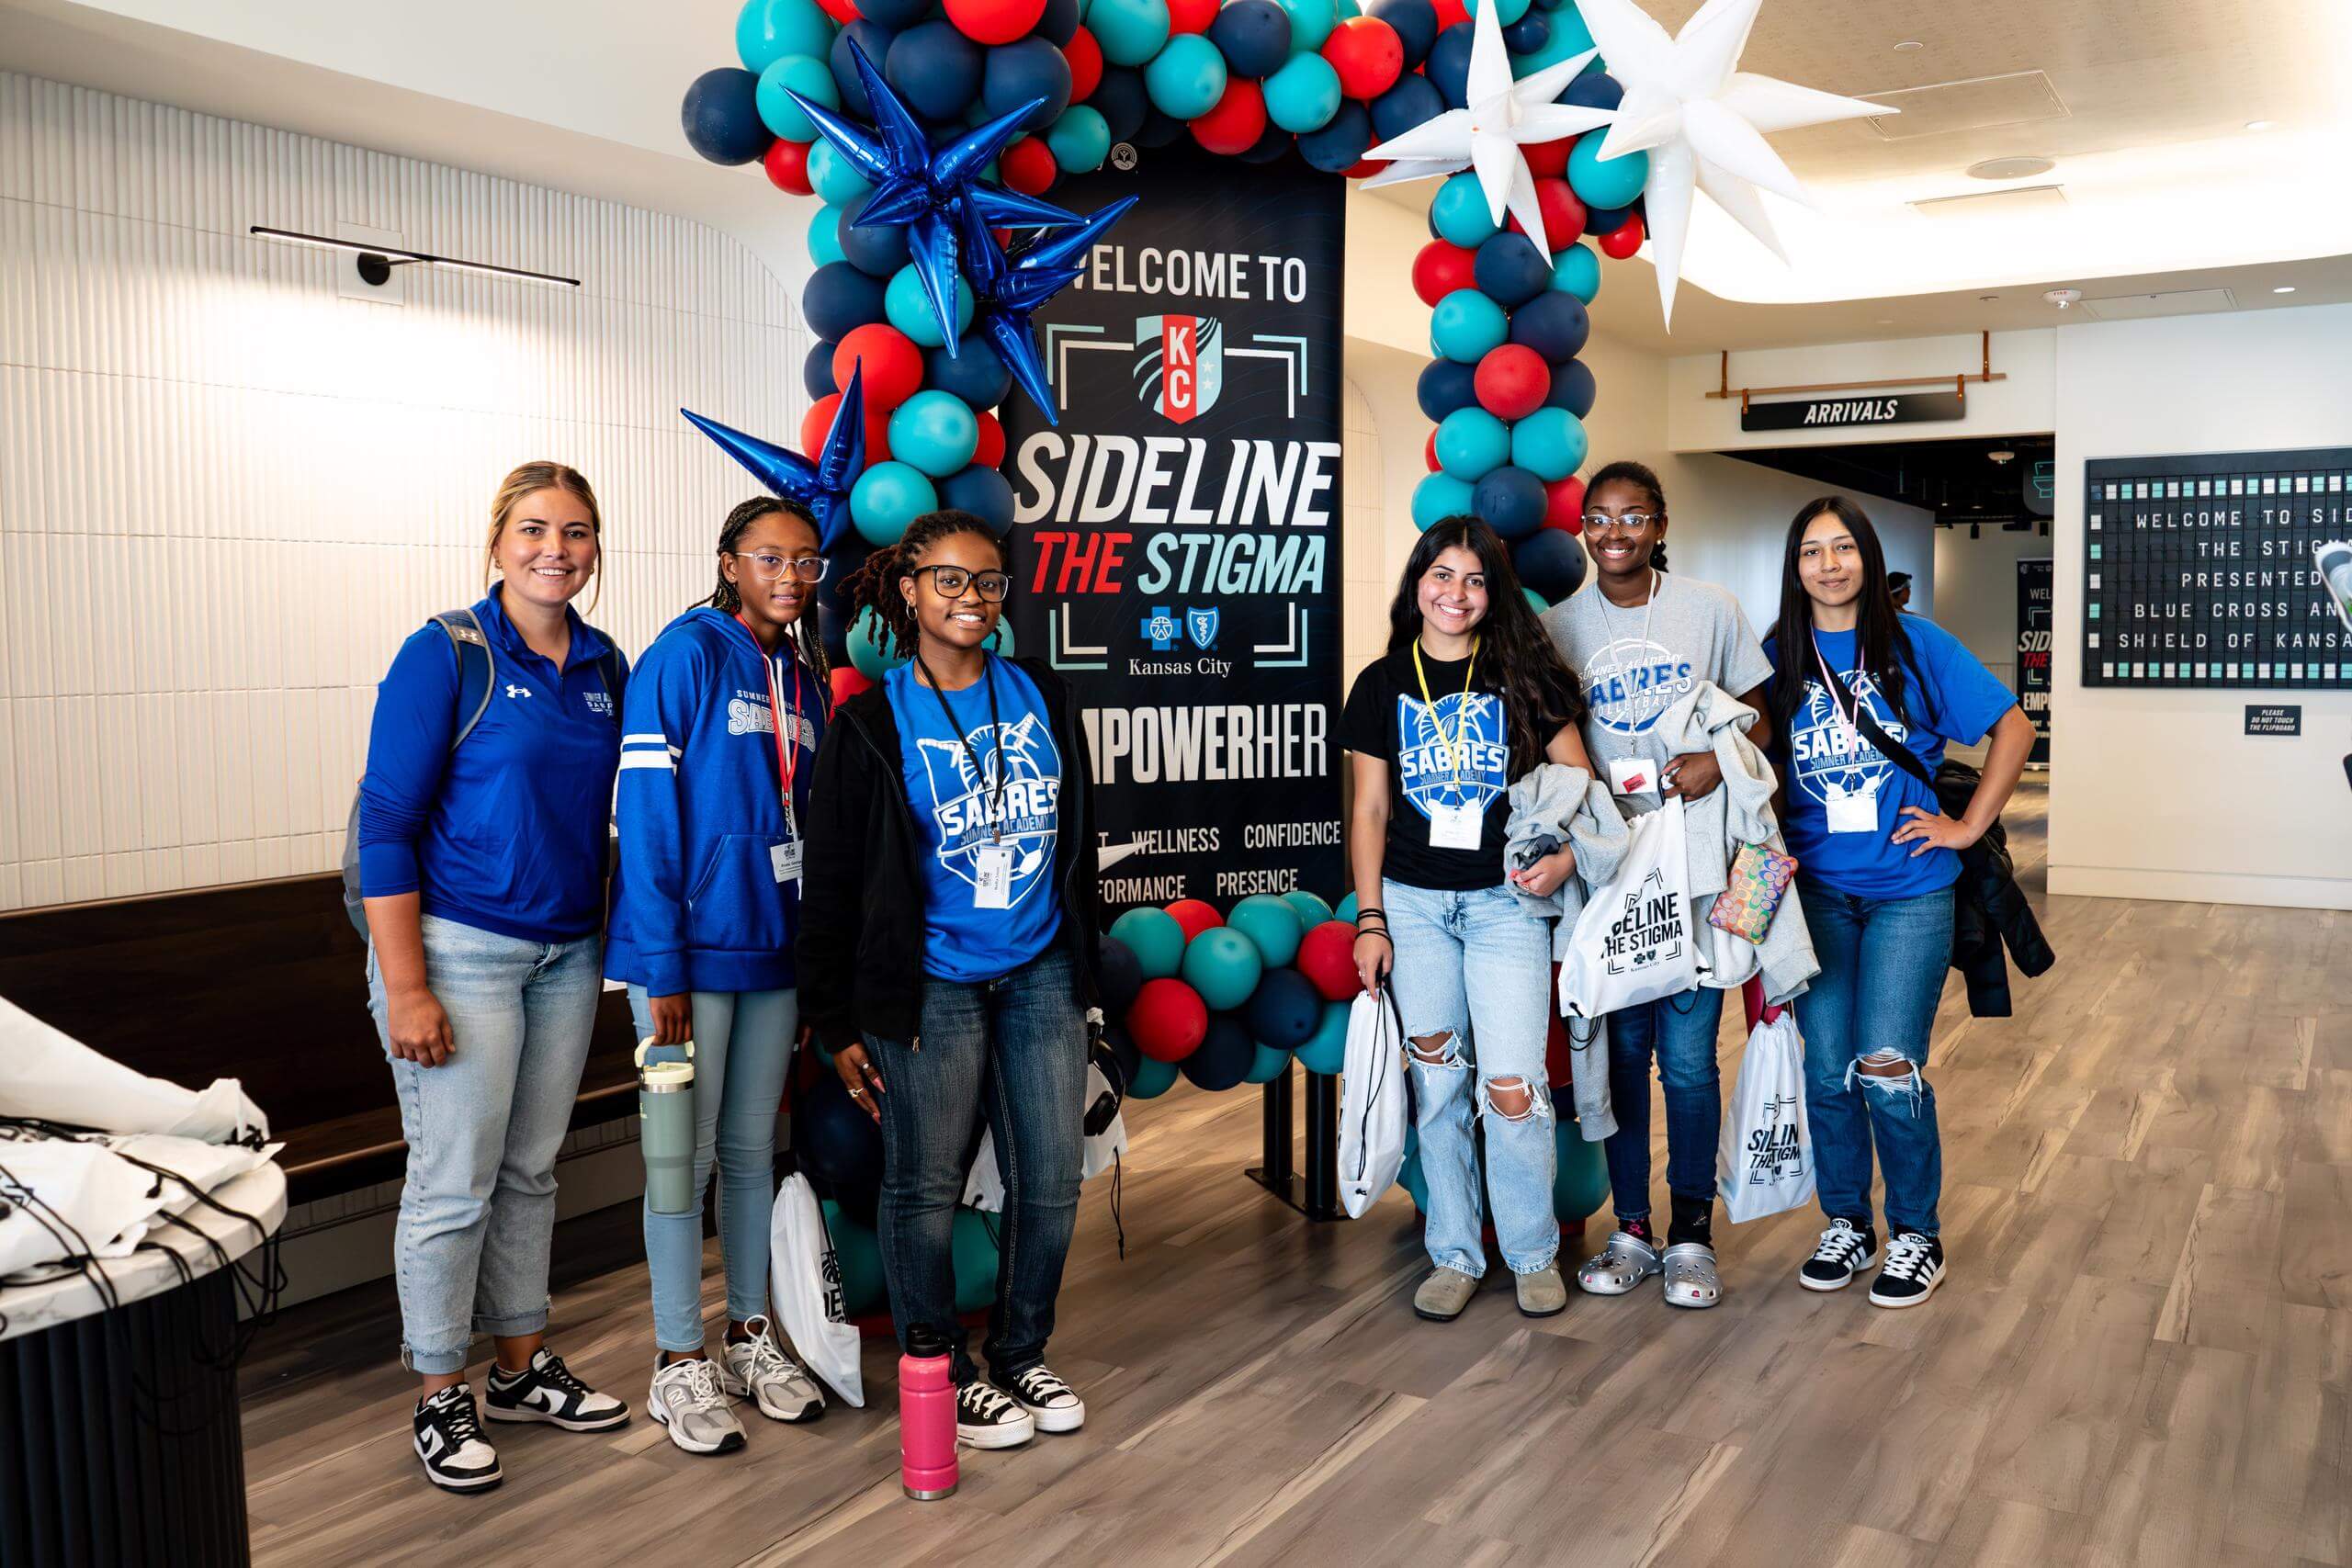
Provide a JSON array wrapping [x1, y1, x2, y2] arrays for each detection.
[[682, 366, 866, 551], [962, 195, 1139, 424], [788, 37, 1084, 355]]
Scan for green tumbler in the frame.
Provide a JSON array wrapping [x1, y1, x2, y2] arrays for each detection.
[[638, 1037, 696, 1215]]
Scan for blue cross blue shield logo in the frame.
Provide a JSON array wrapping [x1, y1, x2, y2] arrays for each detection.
[[1141, 605, 1180, 650], [1185, 607, 1219, 651]]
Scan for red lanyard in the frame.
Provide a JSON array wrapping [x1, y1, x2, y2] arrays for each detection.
[[736, 615, 806, 829]]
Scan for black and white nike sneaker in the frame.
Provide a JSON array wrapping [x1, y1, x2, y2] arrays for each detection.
[[1799, 1218, 1878, 1292], [1868, 1231, 1946, 1308], [956, 1379, 1035, 1450], [413, 1384, 502, 1493], [483, 1348, 630, 1431], [1001, 1364, 1086, 1434]]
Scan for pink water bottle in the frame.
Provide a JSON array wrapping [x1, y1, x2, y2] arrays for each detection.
[[899, 1325, 958, 1500]]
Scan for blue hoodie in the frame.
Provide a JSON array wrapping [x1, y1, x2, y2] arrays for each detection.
[[356, 587, 627, 943], [605, 607, 825, 996]]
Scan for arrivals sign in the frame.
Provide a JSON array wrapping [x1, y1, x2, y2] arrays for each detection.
[[1002, 147, 1346, 910], [2015, 558, 2052, 764], [1739, 391, 1964, 433]]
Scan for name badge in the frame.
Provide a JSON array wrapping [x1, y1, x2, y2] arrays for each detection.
[[1428, 800, 1483, 851], [1609, 756, 1661, 797], [771, 840, 803, 883], [1826, 785, 1879, 835], [974, 842, 1015, 908]]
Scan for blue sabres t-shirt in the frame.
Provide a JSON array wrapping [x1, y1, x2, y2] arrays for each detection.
[[886, 655, 1065, 982], [1767, 616, 2017, 899]]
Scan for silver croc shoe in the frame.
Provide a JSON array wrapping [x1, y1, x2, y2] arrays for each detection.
[[1577, 1231, 1663, 1295], [1661, 1242, 1723, 1308]]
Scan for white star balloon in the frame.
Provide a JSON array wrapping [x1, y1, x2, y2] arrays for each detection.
[[1362, 0, 1614, 265], [1575, 0, 1888, 325]]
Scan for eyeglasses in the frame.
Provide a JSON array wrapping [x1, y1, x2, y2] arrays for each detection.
[[732, 551, 829, 582], [911, 565, 1011, 602], [1581, 513, 1659, 534]]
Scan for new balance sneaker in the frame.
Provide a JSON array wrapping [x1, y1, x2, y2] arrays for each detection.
[[1799, 1218, 1878, 1292], [1001, 1365, 1085, 1434], [413, 1384, 502, 1493], [483, 1348, 630, 1432], [648, 1355, 746, 1456], [956, 1379, 1035, 1450], [1868, 1231, 1946, 1308], [719, 1317, 824, 1423]]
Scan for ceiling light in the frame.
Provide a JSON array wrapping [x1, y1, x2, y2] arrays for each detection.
[[1966, 156, 2054, 181], [1894, 40, 1924, 52], [2245, 119, 2276, 131], [2275, 286, 2298, 294], [1987, 449, 2015, 464], [2044, 288, 2083, 310], [248, 226, 581, 288]]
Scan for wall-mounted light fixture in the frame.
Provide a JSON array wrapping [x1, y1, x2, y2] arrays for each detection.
[[248, 226, 581, 288]]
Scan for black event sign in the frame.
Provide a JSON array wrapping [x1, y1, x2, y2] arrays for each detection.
[[1001, 147, 1345, 911], [2084, 447, 2352, 689], [2016, 558, 2052, 764], [1739, 391, 1963, 433]]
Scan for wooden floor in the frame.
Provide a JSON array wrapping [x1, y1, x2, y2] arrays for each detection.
[[237, 784, 2352, 1567]]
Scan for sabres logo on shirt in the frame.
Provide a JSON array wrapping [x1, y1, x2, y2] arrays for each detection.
[[1395, 692, 1508, 821], [1581, 637, 1694, 736], [914, 713, 1061, 904], [1789, 668, 1906, 805]]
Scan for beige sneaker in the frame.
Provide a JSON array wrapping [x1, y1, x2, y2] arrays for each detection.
[[1412, 1266, 1480, 1321], [1514, 1265, 1568, 1317]]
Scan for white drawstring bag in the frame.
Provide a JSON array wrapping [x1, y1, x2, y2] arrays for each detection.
[[1559, 795, 1702, 1020], [962, 1062, 1128, 1213], [768, 1171, 865, 1406], [1715, 1012, 1815, 1223], [1337, 984, 1408, 1219]]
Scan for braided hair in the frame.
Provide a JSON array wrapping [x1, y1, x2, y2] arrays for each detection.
[[835, 508, 1006, 663], [707, 495, 833, 705], [1587, 458, 1670, 573]]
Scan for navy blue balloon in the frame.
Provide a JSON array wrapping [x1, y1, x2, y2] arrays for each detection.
[[983, 39, 1073, 133], [1545, 356, 1598, 419], [1208, 0, 1293, 78], [1240, 125, 1293, 164], [839, 189, 913, 278], [927, 334, 1014, 408], [861, 0, 930, 25], [1502, 11, 1549, 53], [887, 21, 985, 121], [1091, 67, 1149, 143], [1136, 107, 1184, 148], [1098, 936, 1144, 1014], [1298, 100, 1371, 172], [681, 68, 772, 165], [940, 463, 1016, 533], [1475, 231, 1552, 309], [1560, 72, 1623, 113], [832, 21, 897, 118], [798, 1072, 886, 1210], [1104, 1021, 1143, 1091], [1416, 357, 1478, 423], [1371, 73, 1445, 142], [1510, 290, 1591, 364], [1367, 0, 1438, 68], [820, 540, 872, 624], [805, 339, 840, 400], [1182, 1012, 1258, 1091], [803, 262, 891, 341], [1037, 0, 1082, 47], [1475, 466, 1548, 539], [1245, 967, 1323, 1050], [1427, 22, 1475, 109], [1512, 526, 1588, 601]]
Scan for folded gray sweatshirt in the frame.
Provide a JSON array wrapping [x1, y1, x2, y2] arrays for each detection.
[[1502, 763, 1627, 1140]]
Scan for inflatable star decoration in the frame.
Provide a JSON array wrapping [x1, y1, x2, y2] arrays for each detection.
[[962, 195, 1141, 423], [682, 363, 865, 551]]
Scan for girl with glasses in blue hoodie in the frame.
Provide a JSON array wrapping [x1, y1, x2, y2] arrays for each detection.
[[606, 496, 833, 1455]]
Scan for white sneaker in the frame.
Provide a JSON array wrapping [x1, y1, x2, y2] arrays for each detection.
[[413, 1384, 502, 1493], [1002, 1365, 1085, 1434], [719, 1317, 824, 1423], [648, 1356, 746, 1456]]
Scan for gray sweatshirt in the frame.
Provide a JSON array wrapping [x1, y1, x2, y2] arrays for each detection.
[[1501, 762, 1629, 1140]]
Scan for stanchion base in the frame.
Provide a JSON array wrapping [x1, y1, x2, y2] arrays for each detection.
[[1245, 1166, 1344, 1221]]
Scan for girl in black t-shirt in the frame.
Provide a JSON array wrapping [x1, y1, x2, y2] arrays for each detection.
[[1341, 516, 1591, 1323]]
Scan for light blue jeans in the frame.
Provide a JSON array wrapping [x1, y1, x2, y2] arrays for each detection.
[[628, 985, 797, 1353], [368, 914, 604, 1375], [1385, 879, 1557, 1278]]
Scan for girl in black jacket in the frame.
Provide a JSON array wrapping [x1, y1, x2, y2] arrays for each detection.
[[797, 508, 1102, 1452]]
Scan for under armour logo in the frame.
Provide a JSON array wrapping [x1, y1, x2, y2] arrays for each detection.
[[505, 683, 532, 699]]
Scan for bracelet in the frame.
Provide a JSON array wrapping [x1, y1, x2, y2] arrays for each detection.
[[1353, 927, 1392, 942], [1353, 907, 1385, 922]]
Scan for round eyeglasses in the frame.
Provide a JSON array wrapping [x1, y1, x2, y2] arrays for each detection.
[[731, 550, 829, 583]]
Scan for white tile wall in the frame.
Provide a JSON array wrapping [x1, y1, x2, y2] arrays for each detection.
[[0, 72, 813, 911]]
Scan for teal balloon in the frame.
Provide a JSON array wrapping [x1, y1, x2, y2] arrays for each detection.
[[1510, 406, 1589, 482], [808, 204, 847, 268], [1275, 0, 1340, 49], [820, 1200, 888, 1316], [885, 265, 976, 348], [1128, 1055, 1180, 1099], [1295, 999, 1350, 1075], [850, 461, 936, 546], [1046, 105, 1112, 173], [1430, 288, 1507, 362], [1227, 893, 1304, 968], [756, 53, 838, 141], [1522, 586, 1548, 614], [1182, 927, 1264, 1011], [1430, 172, 1498, 248], [1110, 906, 1186, 978], [1465, 0, 1530, 23], [739, 0, 836, 73], [1244, 1042, 1291, 1085], [1554, 1121, 1609, 1223], [1145, 33, 1227, 119], [1435, 406, 1510, 479], [1549, 242, 1601, 303], [1567, 135, 1649, 212], [848, 604, 910, 679], [1413, 471, 1476, 530], [1510, 6, 1590, 77], [808, 140, 871, 204], [951, 1208, 1001, 1314], [1090, 0, 1172, 64], [887, 389, 980, 477], [1333, 891, 1358, 923], [1283, 890, 1334, 927], [1396, 1146, 1427, 1210], [986, 617, 1017, 657], [1264, 52, 1342, 133]]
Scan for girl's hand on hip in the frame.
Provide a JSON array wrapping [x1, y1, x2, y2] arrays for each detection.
[[1892, 806, 1981, 858]]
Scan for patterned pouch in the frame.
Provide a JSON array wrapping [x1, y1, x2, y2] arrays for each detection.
[[1707, 840, 1797, 944]]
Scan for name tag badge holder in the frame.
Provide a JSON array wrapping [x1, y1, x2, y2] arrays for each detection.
[[1609, 756, 1661, 798]]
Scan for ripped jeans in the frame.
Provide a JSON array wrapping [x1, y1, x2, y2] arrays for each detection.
[[1384, 879, 1556, 1278], [1791, 881, 1954, 1237]]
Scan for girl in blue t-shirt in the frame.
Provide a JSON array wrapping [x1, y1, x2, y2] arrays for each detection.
[[1764, 496, 2037, 1310]]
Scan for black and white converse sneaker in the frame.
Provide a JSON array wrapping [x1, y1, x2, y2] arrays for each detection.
[[1001, 1365, 1086, 1434], [1868, 1231, 1946, 1308], [956, 1379, 1036, 1450], [1799, 1218, 1878, 1292], [413, 1384, 502, 1493], [483, 1348, 630, 1431]]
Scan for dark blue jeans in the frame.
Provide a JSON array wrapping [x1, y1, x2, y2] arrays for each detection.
[[1601, 986, 1726, 1227], [1791, 882, 1954, 1237], [867, 947, 1087, 1387]]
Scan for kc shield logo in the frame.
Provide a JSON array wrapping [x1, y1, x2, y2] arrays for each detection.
[[1135, 314, 1223, 423]]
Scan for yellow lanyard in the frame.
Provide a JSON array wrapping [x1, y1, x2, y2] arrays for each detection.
[[1411, 637, 1480, 790]]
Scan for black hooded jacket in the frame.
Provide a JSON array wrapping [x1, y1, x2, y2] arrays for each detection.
[[1935, 760, 2055, 1017]]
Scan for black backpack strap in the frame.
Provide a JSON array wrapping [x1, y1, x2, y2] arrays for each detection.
[[594, 646, 627, 710], [1817, 661, 1936, 791], [431, 610, 498, 749]]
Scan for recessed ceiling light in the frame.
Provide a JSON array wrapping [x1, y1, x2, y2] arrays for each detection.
[[1967, 156, 2055, 181], [2245, 119, 2276, 131], [1894, 40, 1924, 52], [2275, 286, 2297, 294]]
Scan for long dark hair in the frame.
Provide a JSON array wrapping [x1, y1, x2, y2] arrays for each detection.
[[1586, 457, 1669, 573], [708, 495, 831, 700], [834, 509, 1006, 662], [1387, 516, 1585, 772], [1769, 495, 1917, 735]]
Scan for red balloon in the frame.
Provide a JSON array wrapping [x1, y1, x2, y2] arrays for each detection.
[[815, 0, 861, 19], [973, 410, 1006, 468], [1411, 240, 1475, 308], [1168, 0, 1218, 32], [1599, 212, 1645, 260], [1544, 987, 1572, 1087], [1523, 135, 1573, 178], [1475, 344, 1552, 421], [1128, 977, 1208, 1062], [763, 139, 813, 196], [833, 323, 924, 412], [1506, 176, 1587, 250], [1297, 920, 1363, 1001], [1430, 0, 1468, 28], [1064, 26, 1103, 102], [802, 392, 890, 465], [1322, 16, 1403, 99], [1343, 157, 1385, 178], [1164, 897, 1224, 942], [1191, 79, 1266, 158], [831, 665, 875, 705], [945, 0, 1047, 44], [1424, 430, 1440, 471], [1544, 474, 1587, 531], [1000, 135, 1058, 196]]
